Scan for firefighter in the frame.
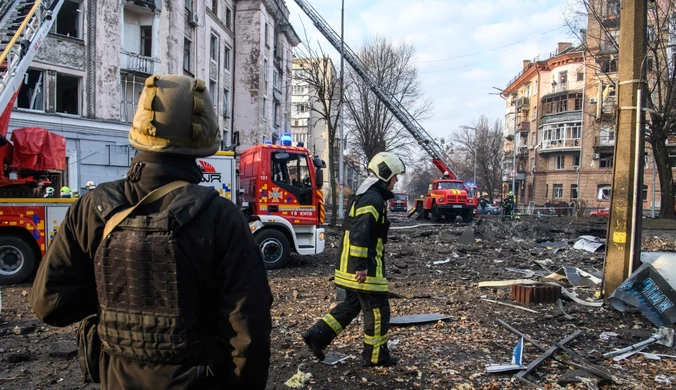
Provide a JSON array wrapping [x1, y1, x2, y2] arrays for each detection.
[[30, 74, 273, 389], [302, 151, 405, 368], [442, 170, 450, 179], [503, 191, 514, 215], [85, 180, 96, 191], [44, 187, 55, 198], [60, 186, 71, 198]]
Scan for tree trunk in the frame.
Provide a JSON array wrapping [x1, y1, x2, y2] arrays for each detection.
[[328, 137, 338, 226], [653, 139, 675, 218]]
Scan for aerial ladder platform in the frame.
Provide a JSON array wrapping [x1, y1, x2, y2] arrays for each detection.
[[0, 0, 64, 115]]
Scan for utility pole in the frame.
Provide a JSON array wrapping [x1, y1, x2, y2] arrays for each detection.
[[602, 0, 647, 297], [337, 0, 345, 220], [512, 102, 518, 200]]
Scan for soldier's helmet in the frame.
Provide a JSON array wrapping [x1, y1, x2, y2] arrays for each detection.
[[129, 74, 221, 157], [368, 152, 406, 182]]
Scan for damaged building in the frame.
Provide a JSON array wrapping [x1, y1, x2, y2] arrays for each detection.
[[7, 0, 299, 191]]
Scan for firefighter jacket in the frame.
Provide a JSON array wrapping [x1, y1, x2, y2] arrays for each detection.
[[30, 152, 273, 390], [334, 178, 393, 293]]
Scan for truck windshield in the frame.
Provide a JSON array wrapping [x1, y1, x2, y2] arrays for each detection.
[[438, 182, 464, 190], [394, 194, 407, 200]]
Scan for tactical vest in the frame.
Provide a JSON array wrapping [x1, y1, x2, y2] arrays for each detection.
[[335, 191, 390, 293], [93, 183, 219, 364]]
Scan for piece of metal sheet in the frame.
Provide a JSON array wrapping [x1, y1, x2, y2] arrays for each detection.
[[321, 351, 350, 365], [390, 313, 451, 325]]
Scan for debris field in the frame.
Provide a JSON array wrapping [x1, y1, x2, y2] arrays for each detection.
[[0, 215, 675, 389]]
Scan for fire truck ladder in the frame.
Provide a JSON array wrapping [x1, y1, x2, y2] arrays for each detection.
[[0, 0, 64, 113], [293, 0, 458, 178]]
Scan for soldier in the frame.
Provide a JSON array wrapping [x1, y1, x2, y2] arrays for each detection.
[[302, 152, 405, 368], [30, 74, 273, 389]]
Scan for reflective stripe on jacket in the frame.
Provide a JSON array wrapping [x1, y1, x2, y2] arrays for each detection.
[[334, 182, 392, 293]]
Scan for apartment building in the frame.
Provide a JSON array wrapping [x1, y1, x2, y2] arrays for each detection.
[[503, 3, 674, 213], [8, 0, 298, 191]]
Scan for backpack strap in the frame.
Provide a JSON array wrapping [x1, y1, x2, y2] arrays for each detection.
[[102, 180, 189, 238]]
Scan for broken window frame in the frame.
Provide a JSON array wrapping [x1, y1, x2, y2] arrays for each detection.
[[597, 184, 612, 201], [17, 68, 45, 111], [55, 73, 81, 116], [599, 153, 614, 168], [140, 25, 153, 57], [52, 0, 83, 39], [553, 184, 563, 199], [224, 45, 231, 71], [222, 88, 230, 118], [120, 73, 145, 123], [183, 36, 193, 74], [570, 184, 578, 200]]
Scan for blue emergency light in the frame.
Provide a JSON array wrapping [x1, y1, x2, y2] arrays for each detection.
[[263, 141, 272, 145], [281, 133, 292, 146]]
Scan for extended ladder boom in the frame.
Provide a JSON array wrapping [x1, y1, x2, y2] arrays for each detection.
[[0, 0, 64, 116], [293, 0, 459, 178]]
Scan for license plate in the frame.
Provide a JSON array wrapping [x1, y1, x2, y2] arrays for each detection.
[[453, 205, 462, 208]]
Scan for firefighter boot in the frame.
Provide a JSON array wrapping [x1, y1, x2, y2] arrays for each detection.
[[302, 331, 326, 361], [363, 355, 398, 368]]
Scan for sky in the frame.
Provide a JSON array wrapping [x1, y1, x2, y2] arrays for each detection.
[[286, 0, 578, 142]]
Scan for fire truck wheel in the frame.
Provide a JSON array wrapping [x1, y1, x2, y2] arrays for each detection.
[[0, 236, 36, 285], [462, 210, 474, 223], [256, 229, 290, 270], [431, 205, 442, 223]]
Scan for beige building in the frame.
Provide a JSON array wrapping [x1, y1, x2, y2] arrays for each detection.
[[503, 5, 675, 214]]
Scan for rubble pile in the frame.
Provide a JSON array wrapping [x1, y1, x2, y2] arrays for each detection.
[[0, 215, 674, 389]]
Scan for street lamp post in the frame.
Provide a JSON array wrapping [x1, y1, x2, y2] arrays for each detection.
[[512, 102, 518, 199], [459, 125, 478, 186]]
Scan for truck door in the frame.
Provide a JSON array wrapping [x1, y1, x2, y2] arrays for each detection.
[[271, 152, 313, 205]]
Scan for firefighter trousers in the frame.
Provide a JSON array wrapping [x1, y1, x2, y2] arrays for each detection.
[[308, 289, 391, 364]]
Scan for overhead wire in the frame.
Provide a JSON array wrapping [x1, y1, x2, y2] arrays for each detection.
[[420, 28, 570, 74], [417, 26, 567, 63]]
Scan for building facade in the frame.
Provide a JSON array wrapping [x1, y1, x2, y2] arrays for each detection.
[[8, 0, 298, 192], [503, 31, 672, 212]]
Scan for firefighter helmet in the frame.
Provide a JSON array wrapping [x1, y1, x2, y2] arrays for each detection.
[[508, 191, 513, 196], [60, 186, 71, 194], [444, 171, 449, 176], [86, 180, 96, 189], [367, 152, 406, 182], [45, 187, 55, 195], [129, 74, 221, 157]]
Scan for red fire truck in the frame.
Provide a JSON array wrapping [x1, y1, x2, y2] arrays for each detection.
[[389, 192, 408, 212]]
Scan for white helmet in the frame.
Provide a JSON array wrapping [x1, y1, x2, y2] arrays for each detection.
[[45, 187, 55, 194], [86, 180, 96, 189], [444, 171, 449, 176], [368, 152, 406, 182]]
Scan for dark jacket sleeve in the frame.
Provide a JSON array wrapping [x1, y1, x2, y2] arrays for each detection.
[[214, 205, 273, 389], [29, 196, 99, 326], [348, 193, 380, 271]]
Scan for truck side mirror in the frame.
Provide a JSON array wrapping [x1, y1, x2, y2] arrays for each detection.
[[313, 157, 326, 168], [315, 168, 323, 188]]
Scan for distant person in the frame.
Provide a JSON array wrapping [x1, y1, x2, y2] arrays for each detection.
[[44, 187, 55, 198], [569, 200, 575, 216], [503, 192, 514, 215], [85, 180, 96, 191], [302, 152, 405, 368], [442, 170, 450, 179], [545, 199, 552, 215], [479, 197, 487, 214]]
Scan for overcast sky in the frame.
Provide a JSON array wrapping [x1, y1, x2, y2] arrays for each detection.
[[286, 0, 577, 142]]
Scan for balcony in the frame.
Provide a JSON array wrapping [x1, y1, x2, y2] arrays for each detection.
[[595, 135, 615, 149], [539, 138, 581, 153], [131, 0, 157, 9], [518, 146, 529, 156], [598, 41, 618, 54], [518, 121, 530, 132], [502, 172, 527, 182], [120, 51, 158, 74], [517, 97, 530, 109], [550, 81, 569, 94]]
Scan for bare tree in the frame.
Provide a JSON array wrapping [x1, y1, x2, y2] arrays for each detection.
[[344, 36, 433, 169], [403, 157, 438, 200], [450, 115, 505, 203], [294, 35, 346, 225], [565, 0, 675, 218]]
